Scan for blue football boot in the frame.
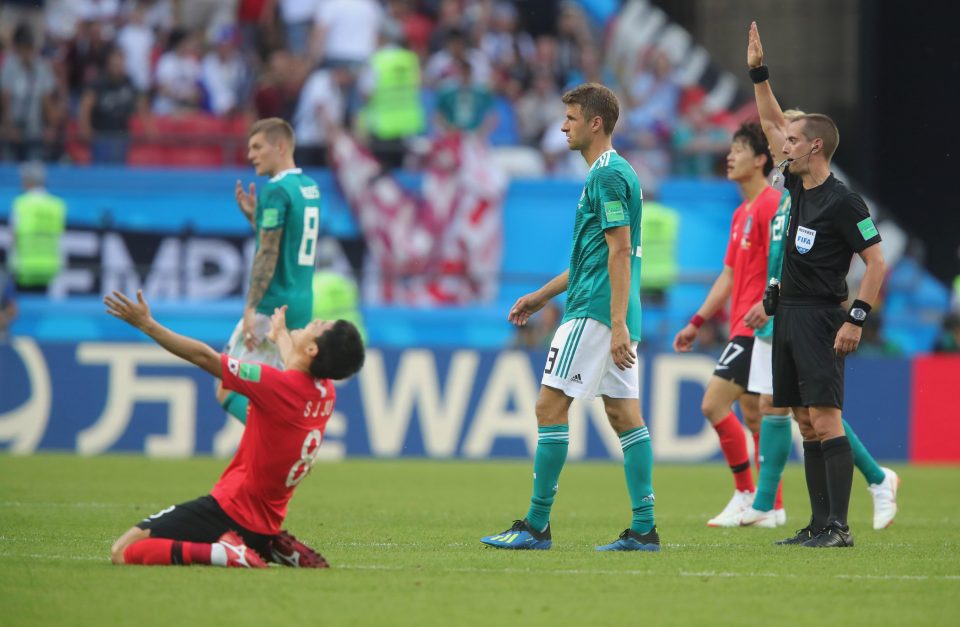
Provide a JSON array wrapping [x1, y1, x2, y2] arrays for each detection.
[[595, 527, 661, 552], [480, 519, 552, 550]]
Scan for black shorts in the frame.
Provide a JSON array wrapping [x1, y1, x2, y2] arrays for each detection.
[[136, 495, 273, 558], [772, 303, 845, 408], [712, 335, 755, 390]]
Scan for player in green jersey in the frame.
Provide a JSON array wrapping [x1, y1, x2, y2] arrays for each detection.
[[480, 83, 659, 552], [217, 118, 322, 425]]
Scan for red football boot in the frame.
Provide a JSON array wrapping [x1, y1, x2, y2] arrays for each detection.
[[217, 531, 268, 568], [269, 530, 330, 568]]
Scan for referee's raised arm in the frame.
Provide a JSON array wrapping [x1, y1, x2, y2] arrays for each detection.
[[747, 22, 787, 160]]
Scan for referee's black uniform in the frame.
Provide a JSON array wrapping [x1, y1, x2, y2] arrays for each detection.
[[773, 170, 881, 544]]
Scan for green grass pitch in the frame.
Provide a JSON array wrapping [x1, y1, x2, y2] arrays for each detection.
[[1, 454, 959, 626]]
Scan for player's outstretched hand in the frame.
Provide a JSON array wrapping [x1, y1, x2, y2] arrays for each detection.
[[744, 301, 769, 329], [834, 322, 862, 356], [267, 305, 288, 343], [508, 291, 547, 326], [610, 323, 636, 371], [104, 289, 153, 330], [747, 21, 764, 68], [673, 323, 698, 353], [235, 180, 257, 217]]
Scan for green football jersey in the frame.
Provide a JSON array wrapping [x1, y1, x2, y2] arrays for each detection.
[[562, 150, 643, 341], [755, 189, 791, 339], [255, 168, 320, 329]]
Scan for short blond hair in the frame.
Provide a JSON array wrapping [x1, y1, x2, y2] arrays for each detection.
[[249, 118, 295, 150]]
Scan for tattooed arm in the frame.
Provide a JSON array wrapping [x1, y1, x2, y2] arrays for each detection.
[[242, 227, 283, 349]]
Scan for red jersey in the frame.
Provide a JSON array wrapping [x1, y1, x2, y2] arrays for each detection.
[[211, 354, 336, 535], [723, 185, 781, 339]]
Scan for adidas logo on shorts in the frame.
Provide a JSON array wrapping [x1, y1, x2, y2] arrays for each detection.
[[570, 374, 582, 383]]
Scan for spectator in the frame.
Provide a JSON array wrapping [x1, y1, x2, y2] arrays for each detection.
[[253, 49, 307, 120], [427, 0, 466, 54], [424, 27, 492, 88], [434, 56, 495, 136], [8, 162, 66, 293], [77, 46, 147, 163], [291, 64, 347, 166], [310, 0, 383, 70], [152, 29, 202, 115], [529, 35, 566, 89], [1, 24, 63, 162], [480, 1, 535, 75], [514, 68, 563, 146], [358, 24, 425, 169], [671, 87, 730, 177], [622, 48, 680, 144], [63, 15, 110, 98], [116, 0, 156, 92], [175, 0, 237, 35], [0, 267, 17, 342], [278, 0, 319, 57], [236, 0, 278, 57], [202, 26, 248, 116], [554, 2, 590, 84], [75, 0, 121, 24], [0, 1, 46, 49], [384, 0, 433, 61]]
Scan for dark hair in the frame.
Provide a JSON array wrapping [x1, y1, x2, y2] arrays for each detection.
[[13, 23, 34, 49], [561, 82, 619, 135], [796, 113, 839, 162], [309, 320, 365, 380], [733, 122, 773, 176]]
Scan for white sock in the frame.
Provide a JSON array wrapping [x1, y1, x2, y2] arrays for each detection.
[[210, 543, 227, 567]]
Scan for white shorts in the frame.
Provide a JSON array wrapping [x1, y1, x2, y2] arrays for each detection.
[[541, 317, 639, 400], [225, 313, 283, 369], [747, 336, 773, 395]]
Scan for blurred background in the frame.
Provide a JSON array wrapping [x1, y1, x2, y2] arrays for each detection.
[[0, 0, 957, 462]]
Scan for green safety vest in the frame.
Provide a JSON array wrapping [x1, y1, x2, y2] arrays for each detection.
[[365, 48, 425, 140], [639, 201, 680, 291], [313, 271, 367, 342], [11, 190, 66, 287]]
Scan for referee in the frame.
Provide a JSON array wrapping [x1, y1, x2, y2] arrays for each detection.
[[747, 22, 887, 548]]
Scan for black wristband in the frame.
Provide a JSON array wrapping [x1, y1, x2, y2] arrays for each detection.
[[749, 65, 769, 84], [847, 299, 872, 327]]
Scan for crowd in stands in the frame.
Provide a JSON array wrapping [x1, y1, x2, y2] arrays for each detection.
[[0, 0, 742, 183]]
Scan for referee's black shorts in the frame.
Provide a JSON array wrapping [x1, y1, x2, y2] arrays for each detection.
[[772, 302, 846, 409]]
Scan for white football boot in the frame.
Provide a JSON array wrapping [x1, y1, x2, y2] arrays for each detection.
[[739, 507, 778, 528], [867, 467, 900, 530], [707, 489, 755, 527]]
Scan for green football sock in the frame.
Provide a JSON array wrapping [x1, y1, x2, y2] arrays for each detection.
[[526, 425, 569, 532], [221, 391, 249, 425], [843, 418, 885, 485], [621, 426, 655, 535], [753, 415, 792, 512]]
